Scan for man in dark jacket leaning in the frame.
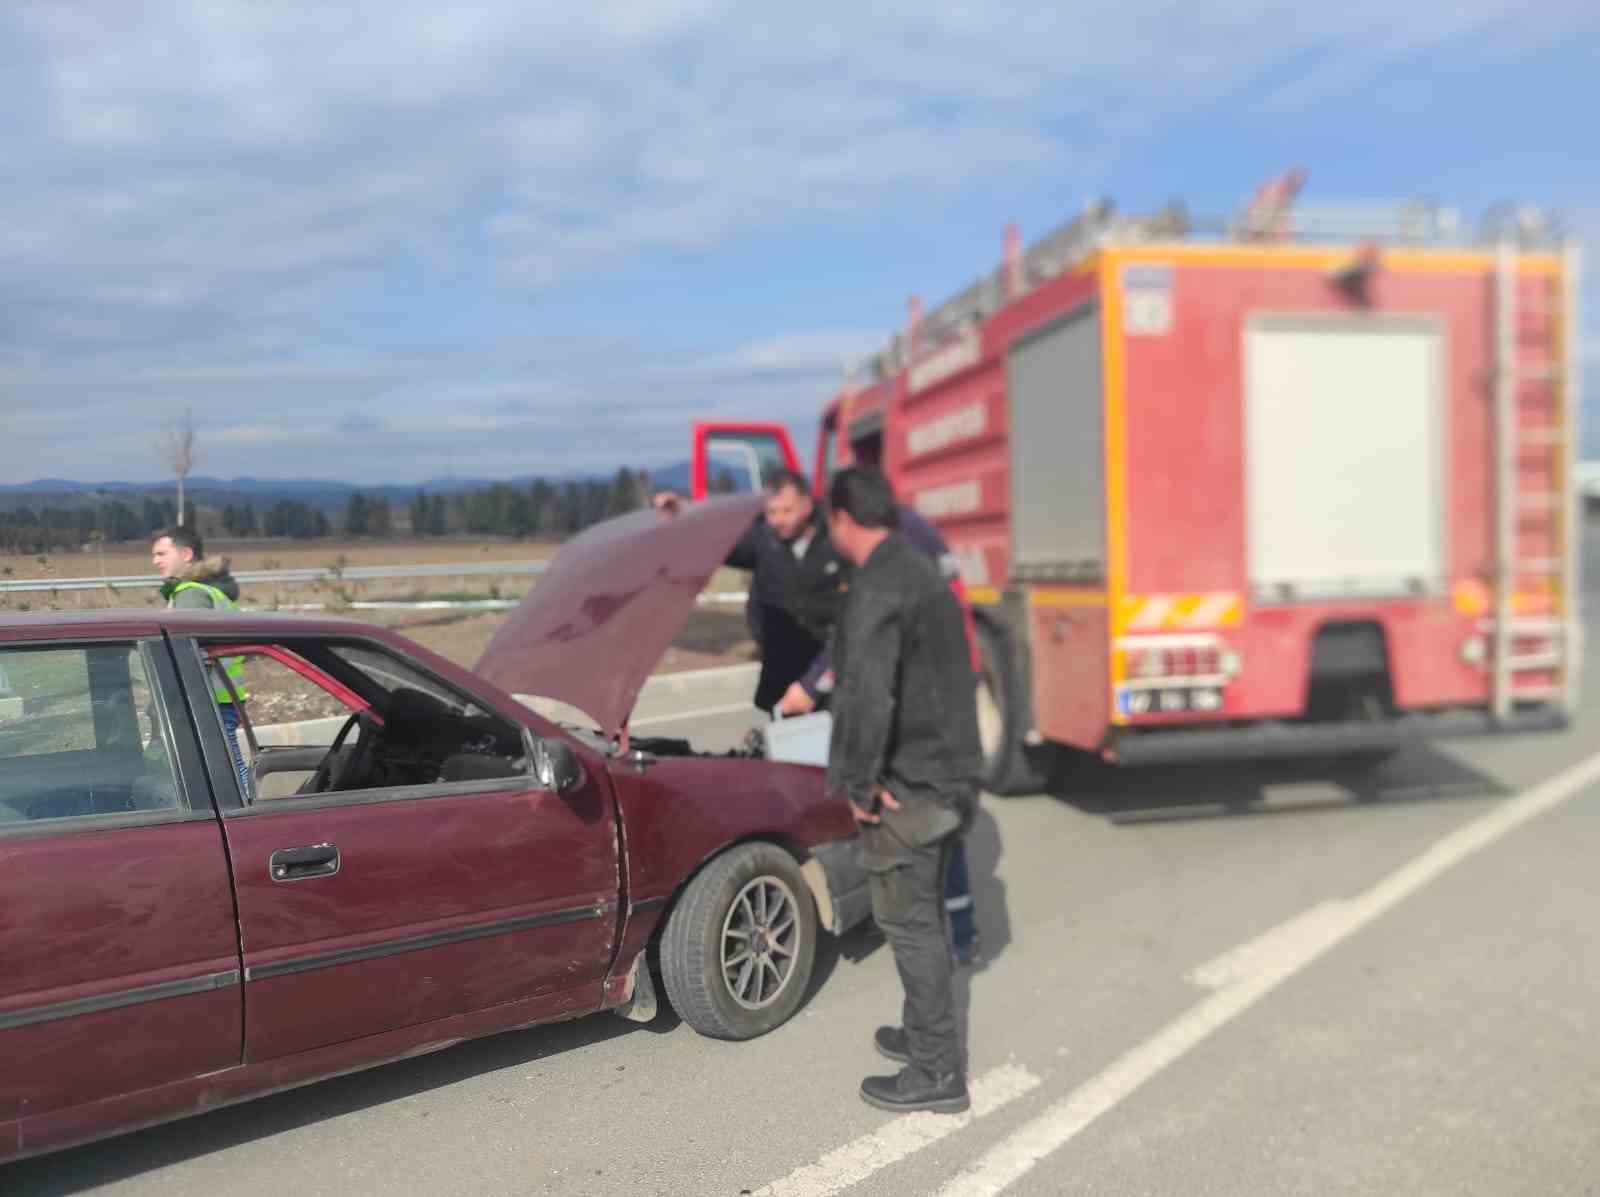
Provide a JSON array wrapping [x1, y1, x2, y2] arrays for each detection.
[[659, 469, 843, 713], [825, 467, 982, 1114]]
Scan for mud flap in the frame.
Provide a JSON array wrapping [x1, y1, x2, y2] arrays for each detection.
[[614, 954, 659, 1024], [810, 838, 872, 934]]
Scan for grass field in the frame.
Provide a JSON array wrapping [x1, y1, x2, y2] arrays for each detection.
[[1, 538, 555, 581], [2, 538, 555, 618], [365, 603, 755, 678]]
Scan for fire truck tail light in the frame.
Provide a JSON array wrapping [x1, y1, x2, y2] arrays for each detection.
[[1131, 648, 1164, 679], [1117, 638, 1239, 683]]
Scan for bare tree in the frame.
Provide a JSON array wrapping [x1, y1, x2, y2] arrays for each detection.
[[155, 407, 198, 526]]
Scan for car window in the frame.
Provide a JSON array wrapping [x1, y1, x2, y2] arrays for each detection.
[[222, 640, 527, 804], [218, 648, 364, 800], [328, 644, 484, 717], [704, 431, 793, 493], [240, 652, 358, 734], [0, 643, 185, 826]]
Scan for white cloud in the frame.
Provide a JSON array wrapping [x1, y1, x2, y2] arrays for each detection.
[[212, 424, 287, 445], [647, 330, 881, 381], [1, 1, 1596, 482]]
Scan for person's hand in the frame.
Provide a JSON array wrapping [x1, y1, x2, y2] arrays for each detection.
[[849, 787, 900, 825], [776, 682, 816, 717], [652, 491, 685, 514]]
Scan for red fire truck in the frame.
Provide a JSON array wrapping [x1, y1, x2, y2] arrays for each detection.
[[689, 175, 1583, 793]]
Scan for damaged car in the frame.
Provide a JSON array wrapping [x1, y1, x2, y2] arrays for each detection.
[[0, 495, 869, 1164]]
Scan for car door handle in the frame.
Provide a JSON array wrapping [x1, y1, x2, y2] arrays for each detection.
[[269, 843, 340, 882]]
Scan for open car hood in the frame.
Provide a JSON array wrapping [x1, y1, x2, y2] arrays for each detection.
[[474, 494, 763, 739]]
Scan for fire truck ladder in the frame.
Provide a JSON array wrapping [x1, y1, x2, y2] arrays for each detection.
[[1491, 238, 1583, 721]]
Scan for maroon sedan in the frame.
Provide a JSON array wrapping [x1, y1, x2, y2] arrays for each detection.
[[0, 496, 868, 1164]]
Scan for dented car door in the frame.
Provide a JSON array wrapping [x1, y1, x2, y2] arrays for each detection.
[[171, 635, 621, 1063]]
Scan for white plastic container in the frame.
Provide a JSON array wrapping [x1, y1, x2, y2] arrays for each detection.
[[764, 710, 833, 767]]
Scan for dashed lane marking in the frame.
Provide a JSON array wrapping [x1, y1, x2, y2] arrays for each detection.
[[751, 1062, 1041, 1197]]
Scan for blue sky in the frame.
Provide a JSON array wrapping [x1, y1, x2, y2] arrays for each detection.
[[3, 2, 1597, 485]]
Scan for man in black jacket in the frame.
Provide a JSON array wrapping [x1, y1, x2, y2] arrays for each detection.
[[785, 502, 985, 967], [659, 470, 843, 713], [825, 467, 981, 1115]]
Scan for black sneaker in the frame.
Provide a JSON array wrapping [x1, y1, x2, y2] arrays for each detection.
[[859, 1067, 970, 1114], [873, 1025, 909, 1064]]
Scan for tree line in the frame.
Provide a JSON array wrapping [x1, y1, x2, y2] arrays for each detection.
[[0, 468, 659, 555], [0, 497, 182, 556], [406, 470, 653, 538]]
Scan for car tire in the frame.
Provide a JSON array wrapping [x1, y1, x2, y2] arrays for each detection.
[[659, 842, 818, 1040], [975, 620, 1050, 796]]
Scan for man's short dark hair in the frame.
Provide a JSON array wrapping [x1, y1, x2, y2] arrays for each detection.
[[152, 525, 204, 558], [764, 468, 811, 497], [827, 467, 900, 530]]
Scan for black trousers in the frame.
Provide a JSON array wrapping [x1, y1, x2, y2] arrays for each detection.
[[868, 833, 960, 1078]]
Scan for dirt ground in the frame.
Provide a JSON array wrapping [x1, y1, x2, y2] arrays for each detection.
[[2, 540, 758, 688], [368, 605, 757, 675]]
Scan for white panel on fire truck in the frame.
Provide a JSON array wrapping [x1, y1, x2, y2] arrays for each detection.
[[1245, 316, 1445, 602], [1007, 303, 1104, 580]]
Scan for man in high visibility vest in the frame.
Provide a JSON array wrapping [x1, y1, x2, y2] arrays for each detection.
[[151, 525, 251, 797]]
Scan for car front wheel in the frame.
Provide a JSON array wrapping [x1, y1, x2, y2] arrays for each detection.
[[659, 842, 817, 1040]]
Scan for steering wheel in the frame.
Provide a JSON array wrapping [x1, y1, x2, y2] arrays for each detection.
[[302, 708, 369, 795]]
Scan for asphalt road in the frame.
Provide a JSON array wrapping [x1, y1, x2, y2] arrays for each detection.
[[8, 540, 1600, 1195]]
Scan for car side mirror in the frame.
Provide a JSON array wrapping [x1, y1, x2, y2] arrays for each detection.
[[532, 737, 584, 795]]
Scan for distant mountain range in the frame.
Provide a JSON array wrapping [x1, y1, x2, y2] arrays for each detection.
[[0, 465, 700, 512]]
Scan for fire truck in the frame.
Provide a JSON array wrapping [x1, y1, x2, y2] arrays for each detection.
[[689, 174, 1583, 793]]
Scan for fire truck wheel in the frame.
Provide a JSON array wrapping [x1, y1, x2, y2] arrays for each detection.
[[975, 621, 1049, 796]]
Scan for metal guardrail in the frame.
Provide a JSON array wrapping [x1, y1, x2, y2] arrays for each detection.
[[0, 560, 549, 595], [255, 591, 749, 613]]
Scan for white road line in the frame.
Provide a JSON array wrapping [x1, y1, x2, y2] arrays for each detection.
[[751, 1062, 1041, 1197], [639, 661, 761, 686], [939, 747, 1600, 1197], [1185, 901, 1352, 992]]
